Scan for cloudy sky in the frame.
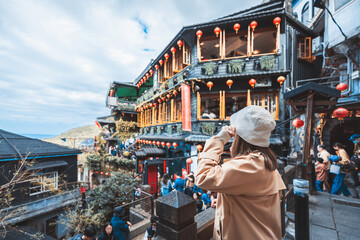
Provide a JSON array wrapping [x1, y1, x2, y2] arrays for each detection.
[[0, 0, 262, 136]]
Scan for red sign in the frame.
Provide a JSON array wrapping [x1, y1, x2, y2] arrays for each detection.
[[181, 84, 191, 131]]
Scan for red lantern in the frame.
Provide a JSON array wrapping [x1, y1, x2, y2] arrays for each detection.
[[226, 79, 233, 89], [166, 142, 171, 148], [214, 27, 221, 37], [250, 21, 257, 30], [336, 83, 348, 91], [292, 118, 304, 128], [333, 107, 349, 120], [159, 59, 164, 66], [96, 171, 99, 174], [146, 140, 149, 144], [173, 90, 178, 96], [233, 23, 240, 33], [177, 40, 183, 50], [100, 172, 104, 175], [277, 76, 286, 86], [162, 96, 166, 101], [146, 73, 149, 79], [249, 79, 256, 88], [156, 141, 161, 146], [167, 94, 171, 99], [171, 47, 176, 53], [273, 17, 281, 26], [196, 30, 203, 39], [158, 99, 162, 103], [164, 53, 169, 61], [196, 144, 203, 152], [149, 69, 154, 76], [149, 141, 152, 145], [207, 81, 214, 90], [153, 103, 157, 107], [161, 141, 166, 147], [173, 142, 178, 149], [109, 89, 114, 97], [155, 64, 159, 70], [186, 158, 193, 164], [105, 172, 109, 176]]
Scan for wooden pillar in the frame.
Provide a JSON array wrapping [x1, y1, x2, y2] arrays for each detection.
[[275, 93, 280, 120], [247, 89, 251, 106], [247, 26, 251, 56], [276, 23, 280, 52], [301, 92, 315, 193]]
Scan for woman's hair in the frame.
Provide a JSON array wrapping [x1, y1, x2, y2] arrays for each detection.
[[230, 134, 278, 171], [333, 142, 345, 149], [162, 173, 169, 185]]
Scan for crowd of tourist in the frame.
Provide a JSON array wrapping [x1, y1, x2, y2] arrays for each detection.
[[314, 134, 360, 196]]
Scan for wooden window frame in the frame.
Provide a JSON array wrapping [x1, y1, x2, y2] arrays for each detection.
[[250, 92, 279, 120], [196, 92, 226, 120], [298, 36, 312, 60]]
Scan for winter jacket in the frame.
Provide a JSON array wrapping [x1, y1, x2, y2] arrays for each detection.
[[111, 215, 130, 240], [196, 137, 286, 240]]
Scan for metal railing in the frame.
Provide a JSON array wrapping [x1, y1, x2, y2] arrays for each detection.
[[296, 75, 341, 87], [114, 188, 155, 222]]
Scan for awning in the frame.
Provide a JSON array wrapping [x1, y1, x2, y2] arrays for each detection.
[[134, 147, 166, 158], [185, 134, 211, 142], [136, 134, 185, 141], [26, 160, 68, 170]]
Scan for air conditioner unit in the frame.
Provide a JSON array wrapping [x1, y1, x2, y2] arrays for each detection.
[[352, 70, 360, 79], [312, 36, 323, 54]]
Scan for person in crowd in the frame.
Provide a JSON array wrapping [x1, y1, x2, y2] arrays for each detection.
[[193, 184, 203, 194], [331, 143, 351, 196], [315, 158, 327, 192], [184, 173, 195, 197], [349, 134, 360, 186], [193, 192, 204, 213], [317, 145, 331, 191], [160, 173, 172, 196], [201, 109, 210, 119], [172, 172, 185, 192], [143, 215, 158, 240], [71, 226, 96, 240], [195, 105, 286, 239], [111, 207, 131, 240], [210, 194, 217, 208], [97, 222, 113, 240], [201, 190, 212, 208]]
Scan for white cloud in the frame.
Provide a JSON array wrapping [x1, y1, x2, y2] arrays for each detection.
[[0, 0, 261, 135]]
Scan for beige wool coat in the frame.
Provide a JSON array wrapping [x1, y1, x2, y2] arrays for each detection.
[[196, 138, 286, 240]]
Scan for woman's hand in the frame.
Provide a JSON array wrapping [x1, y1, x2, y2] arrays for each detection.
[[222, 126, 236, 138]]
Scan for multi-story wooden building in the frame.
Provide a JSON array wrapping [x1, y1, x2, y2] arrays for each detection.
[[107, 0, 318, 188]]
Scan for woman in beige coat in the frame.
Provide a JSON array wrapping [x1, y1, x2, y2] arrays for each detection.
[[196, 106, 286, 240]]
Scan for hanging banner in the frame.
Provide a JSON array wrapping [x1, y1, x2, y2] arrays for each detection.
[[181, 84, 192, 131]]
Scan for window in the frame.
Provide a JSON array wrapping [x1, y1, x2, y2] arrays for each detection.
[[301, 2, 309, 24], [30, 171, 58, 195], [251, 92, 279, 120], [224, 94, 248, 119], [200, 36, 221, 60], [298, 37, 312, 60], [183, 42, 191, 65], [170, 99, 182, 122], [252, 28, 277, 55], [197, 92, 226, 120], [334, 0, 352, 11], [224, 32, 248, 58]]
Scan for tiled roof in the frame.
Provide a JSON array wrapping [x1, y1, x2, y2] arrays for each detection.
[[0, 129, 81, 160]]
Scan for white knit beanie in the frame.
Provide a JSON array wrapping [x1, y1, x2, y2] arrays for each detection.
[[230, 105, 276, 147]]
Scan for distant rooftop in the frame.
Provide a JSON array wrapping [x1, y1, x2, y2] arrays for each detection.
[[0, 129, 81, 160]]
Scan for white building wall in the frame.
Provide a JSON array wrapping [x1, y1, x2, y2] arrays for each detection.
[[324, 0, 360, 48]]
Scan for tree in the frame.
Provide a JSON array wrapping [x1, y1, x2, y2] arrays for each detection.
[[61, 171, 141, 235]]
